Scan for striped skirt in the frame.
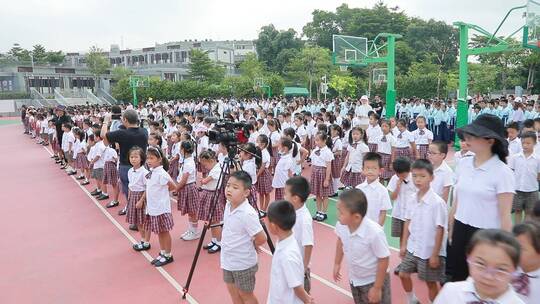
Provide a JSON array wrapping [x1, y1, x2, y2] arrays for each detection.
[[177, 182, 199, 216], [102, 161, 118, 186], [197, 189, 224, 223], [331, 154, 343, 179], [340, 170, 365, 188], [256, 168, 273, 194], [274, 187, 284, 201], [417, 144, 429, 160], [75, 152, 89, 170], [144, 213, 174, 234], [380, 153, 394, 180], [168, 159, 179, 181], [368, 143, 378, 153], [310, 166, 334, 197], [126, 190, 145, 226], [248, 186, 258, 209], [395, 147, 412, 161]]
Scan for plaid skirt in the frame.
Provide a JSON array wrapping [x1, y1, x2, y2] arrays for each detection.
[[248, 186, 258, 209], [102, 161, 118, 186], [126, 190, 145, 226], [75, 152, 89, 170], [331, 154, 343, 179], [417, 144, 429, 160], [395, 147, 412, 161], [177, 182, 199, 216], [168, 159, 179, 181], [274, 187, 284, 201], [144, 213, 174, 234], [380, 153, 394, 180], [256, 168, 273, 194], [310, 166, 334, 197], [197, 189, 224, 223], [368, 143, 378, 153], [341, 150, 349, 165], [340, 170, 365, 188]]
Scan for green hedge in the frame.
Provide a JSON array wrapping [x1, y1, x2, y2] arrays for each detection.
[[0, 92, 30, 100]]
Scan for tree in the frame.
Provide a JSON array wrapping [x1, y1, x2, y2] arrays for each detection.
[[287, 46, 333, 98], [273, 48, 299, 75], [111, 66, 133, 82], [32, 44, 47, 63], [239, 53, 265, 80], [8, 44, 31, 62], [86, 46, 110, 90], [329, 74, 357, 97], [303, 9, 341, 49], [188, 49, 225, 84], [469, 63, 497, 95], [45, 51, 65, 64], [255, 24, 302, 72], [264, 73, 285, 97]]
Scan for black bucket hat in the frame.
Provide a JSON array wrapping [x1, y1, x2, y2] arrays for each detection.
[[457, 114, 506, 144]]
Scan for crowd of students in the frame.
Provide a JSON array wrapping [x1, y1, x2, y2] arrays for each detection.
[[20, 94, 540, 303]]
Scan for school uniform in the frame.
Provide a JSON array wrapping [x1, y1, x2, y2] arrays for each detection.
[[393, 129, 414, 160], [508, 137, 523, 155], [412, 128, 433, 159], [144, 166, 175, 234], [448, 155, 515, 282], [512, 267, 540, 303], [366, 124, 383, 152], [272, 153, 295, 201], [293, 205, 314, 292], [432, 161, 454, 201], [243, 158, 259, 209], [91, 141, 106, 180], [221, 199, 263, 292], [197, 163, 223, 223], [508, 152, 540, 213], [73, 139, 89, 170], [434, 277, 525, 304], [126, 166, 149, 226], [399, 188, 448, 282], [168, 142, 180, 180], [267, 235, 305, 304], [377, 133, 396, 180], [197, 136, 210, 176], [102, 147, 118, 186], [176, 156, 199, 216], [335, 219, 392, 304], [453, 150, 475, 165], [269, 131, 281, 170], [387, 173, 417, 238], [310, 146, 334, 197], [331, 137, 344, 179], [256, 148, 273, 195], [341, 141, 369, 187], [61, 130, 76, 160], [355, 179, 392, 224]]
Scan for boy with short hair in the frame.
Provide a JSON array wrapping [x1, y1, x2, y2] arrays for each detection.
[[61, 123, 76, 173], [284, 176, 314, 293], [333, 189, 392, 304], [89, 131, 106, 197], [355, 152, 392, 226], [427, 140, 454, 203], [507, 122, 523, 155], [508, 131, 540, 223], [222, 171, 267, 304], [387, 157, 416, 247], [267, 200, 313, 304], [398, 159, 448, 303]]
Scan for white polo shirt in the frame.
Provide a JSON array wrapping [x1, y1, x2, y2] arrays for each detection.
[[178, 156, 197, 184], [267, 235, 304, 304], [387, 173, 417, 220], [221, 199, 263, 271], [144, 166, 173, 216], [393, 130, 414, 148], [431, 161, 454, 199], [404, 189, 448, 259], [103, 147, 117, 163], [92, 141, 106, 169], [128, 167, 149, 192], [508, 137, 523, 155], [345, 142, 369, 173], [454, 155, 515, 229], [261, 148, 271, 168], [377, 134, 396, 155], [434, 277, 525, 304], [61, 131, 75, 152], [310, 146, 334, 167], [332, 137, 343, 154], [366, 124, 383, 144], [269, 131, 281, 147], [272, 153, 294, 188], [292, 205, 314, 263], [201, 163, 221, 190], [335, 218, 390, 287], [412, 128, 433, 145], [355, 179, 392, 224], [242, 158, 258, 185], [508, 152, 540, 192]]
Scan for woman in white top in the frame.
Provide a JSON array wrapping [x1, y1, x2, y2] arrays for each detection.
[[355, 95, 373, 130], [448, 114, 515, 282]]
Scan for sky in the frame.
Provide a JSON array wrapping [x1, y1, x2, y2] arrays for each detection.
[[0, 0, 530, 53]]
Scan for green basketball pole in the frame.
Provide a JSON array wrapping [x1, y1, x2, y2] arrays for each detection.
[[132, 86, 138, 107]]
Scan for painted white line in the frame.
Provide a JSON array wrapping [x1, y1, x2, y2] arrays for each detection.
[[42, 146, 198, 304]]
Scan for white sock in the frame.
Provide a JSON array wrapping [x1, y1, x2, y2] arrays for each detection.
[[215, 239, 221, 245], [163, 251, 171, 257], [189, 222, 198, 232], [406, 292, 415, 301], [102, 192, 108, 196], [333, 178, 340, 192], [211, 238, 217, 243]]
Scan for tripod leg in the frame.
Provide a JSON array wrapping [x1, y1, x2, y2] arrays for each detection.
[[182, 222, 210, 299], [259, 220, 275, 253]]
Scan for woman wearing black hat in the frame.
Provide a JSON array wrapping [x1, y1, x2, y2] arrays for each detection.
[[446, 114, 515, 282]]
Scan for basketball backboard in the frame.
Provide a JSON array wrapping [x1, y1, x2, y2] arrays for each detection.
[[525, 0, 540, 49], [332, 35, 368, 66]]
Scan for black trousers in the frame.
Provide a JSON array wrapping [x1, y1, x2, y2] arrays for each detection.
[[446, 219, 480, 282]]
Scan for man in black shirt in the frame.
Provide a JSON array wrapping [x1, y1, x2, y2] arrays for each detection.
[[101, 109, 148, 218], [53, 105, 72, 165]]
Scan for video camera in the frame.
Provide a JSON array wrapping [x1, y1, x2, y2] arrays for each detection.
[[207, 119, 249, 146]]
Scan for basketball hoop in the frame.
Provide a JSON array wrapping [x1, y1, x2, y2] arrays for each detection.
[[375, 80, 383, 88], [339, 66, 347, 72]]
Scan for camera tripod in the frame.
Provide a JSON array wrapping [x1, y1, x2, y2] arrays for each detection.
[[182, 145, 275, 299]]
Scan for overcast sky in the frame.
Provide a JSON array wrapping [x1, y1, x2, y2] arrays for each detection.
[[0, 0, 529, 53]]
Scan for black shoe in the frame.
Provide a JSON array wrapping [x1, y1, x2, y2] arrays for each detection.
[[97, 194, 110, 201], [312, 211, 321, 221], [90, 189, 101, 196], [67, 171, 77, 176], [151, 253, 165, 265], [118, 207, 127, 216], [55, 160, 62, 164], [105, 200, 118, 207], [76, 176, 85, 180], [258, 210, 267, 219], [129, 224, 138, 231], [51, 155, 57, 159], [133, 242, 151, 252], [80, 180, 90, 186], [154, 255, 174, 267], [330, 193, 339, 198], [320, 213, 328, 221], [203, 241, 215, 250], [393, 267, 400, 276], [208, 244, 221, 254]]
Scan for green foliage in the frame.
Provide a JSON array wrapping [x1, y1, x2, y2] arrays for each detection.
[[0, 92, 30, 100], [32, 44, 47, 63], [468, 63, 498, 95], [188, 49, 225, 84], [111, 66, 133, 81], [329, 74, 357, 97], [286, 46, 333, 98], [239, 53, 265, 79], [86, 46, 110, 77], [255, 24, 302, 73], [264, 73, 285, 97]]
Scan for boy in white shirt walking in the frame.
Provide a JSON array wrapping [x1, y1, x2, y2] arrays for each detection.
[[427, 141, 454, 203], [221, 171, 267, 304], [267, 200, 313, 304]]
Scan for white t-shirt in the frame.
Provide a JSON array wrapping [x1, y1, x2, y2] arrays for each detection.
[[92, 141, 106, 169], [434, 277, 524, 304], [272, 153, 294, 188], [61, 131, 75, 152], [267, 235, 305, 304], [431, 161, 454, 200], [355, 180, 393, 224], [292, 205, 314, 263], [508, 137, 523, 155], [261, 148, 271, 168], [310, 146, 334, 167], [508, 152, 540, 192], [178, 156, 197, 184], [221, 200, 263, 271], [387, 173, 417, 220], [144, 166, 173, 216], [335, 218, 390, 287], [128, 167, 149, 192]]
